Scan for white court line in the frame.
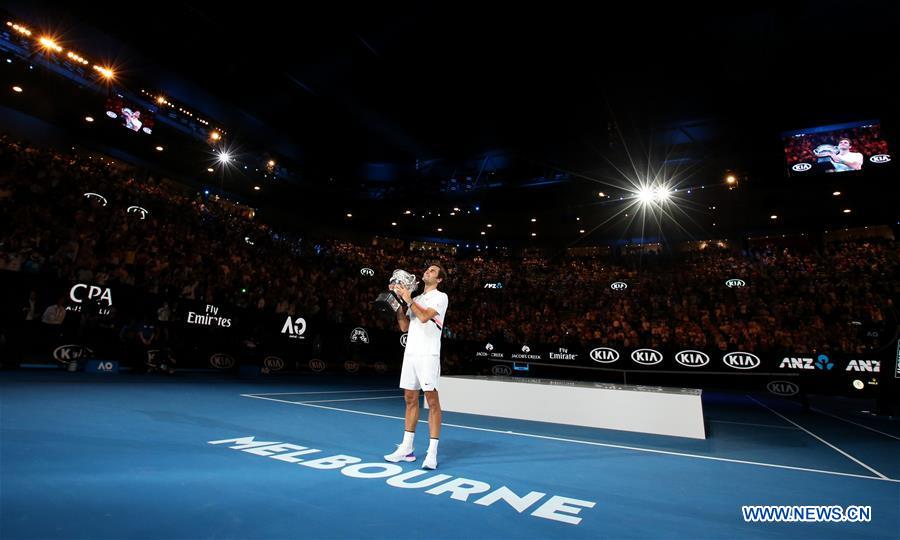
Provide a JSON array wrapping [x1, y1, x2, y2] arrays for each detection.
[[245, 388, 400, 396], [746, 395, 889, 480], [298, 395, 404, 404], [709, 420, 798, 431], [240, 393, 900, 484], [811, 407, 900, 442]]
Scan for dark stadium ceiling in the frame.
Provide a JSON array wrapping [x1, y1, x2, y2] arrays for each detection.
[[2, 2, 898, 246]]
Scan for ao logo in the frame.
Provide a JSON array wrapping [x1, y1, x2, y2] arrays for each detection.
[[350, 327, 369, 344], [126, 206, 149, 220], [360, 268, 375, 277], [485, 343, 494, 351], [281, 316, 307, 338], [492, 365, 512, 376], [53, 345, 93, 362], [792, 163, 812, 172], [83, 192, 108, 206], [263, 356, 285, 371], [725, 279, 746, 288], [521, 345, 531, 353], [675, 350, 710, 367], [722, 352, 761, 370], [631, 349, 663, 366], [870, 154, 891, 164], [610, 282, 628, 291], [309, 359, 327, 372], [767, 381, 800, 397], [97, 361, 115, 372], [374, 362, 388, 374], [400, 333, 408, 348], [69, 284, 113, 306], [344, 360, 360, 373], [589, 348, 619, 363], [209, 353, 235, 369]]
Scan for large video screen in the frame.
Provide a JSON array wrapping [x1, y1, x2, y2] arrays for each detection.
[[105, 96, 155, 135], [782, 120, 891, 176]]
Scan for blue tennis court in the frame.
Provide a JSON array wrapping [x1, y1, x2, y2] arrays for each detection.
[[1, 371, 897, 539]]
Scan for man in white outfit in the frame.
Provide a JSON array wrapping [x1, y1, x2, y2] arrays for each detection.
[[384, 264, 448, 470]]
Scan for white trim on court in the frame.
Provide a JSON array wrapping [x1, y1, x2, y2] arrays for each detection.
[[244, 388, 401, 396], [746, 395, 890, 480], [298, 395, 405, 404], [709, 419, 799, 431], [240, 393, 900, 484], [811, 407, 900, 442]]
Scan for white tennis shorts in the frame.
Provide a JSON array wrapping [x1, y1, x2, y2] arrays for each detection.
[[399, 354, 441, 392]]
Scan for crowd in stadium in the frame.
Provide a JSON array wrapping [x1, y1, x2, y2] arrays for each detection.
[[1, 136, 896, 357]]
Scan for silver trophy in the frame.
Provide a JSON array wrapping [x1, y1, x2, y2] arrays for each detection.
[[374, 269, 419, 317]]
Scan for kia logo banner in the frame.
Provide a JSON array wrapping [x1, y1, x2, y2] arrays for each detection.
[[767, 381, 800, 396], [722, 352, 761, 370], [209, 353, 235, 370], [491, 365, 512, 376], [674, 350, 710, 368], [589, 348, 619, 364], [53, 345, 93, 363], [263, 356, 285, 371], [630, 349, 663, 366]]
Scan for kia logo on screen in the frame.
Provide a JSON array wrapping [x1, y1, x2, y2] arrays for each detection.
[[491, 365, 512, 376], [675, 350, 710, 368], [400, 333, 408, 347], [725, 279, 746, 288], [610, 282, 628, 291], [344, 360, 360, 373], [263, 356, 285, 371], [53, 345, 93, 363], [209, 353, 235, 370], [309, 359, 327, 372], [360, 268, 375, 277], [631, 349, 663, 366], [722, 352, 761, 370], [791, 163, 812, 172], [869, 154, 891, 164], [589, 348, 619, 363], [767, 381, 800, 396]]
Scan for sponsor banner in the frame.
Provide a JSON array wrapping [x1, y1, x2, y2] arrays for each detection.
[[510, 344, 543, 362], [209, 353, 236, 370], [344, 360, 360, 374], [588, 347, 620, 365], [674, 350, 710, 368], [722, 352, 761, 370], [767, 380, 800, 396], [187, 304, 233, 328], [67, 283, 114, 316], [896, 340, 900, 379], [631, 348, 664, 367], [53, 344, 93, 364], [263, 356, 286, 372], [85, 360, 119, 373], [280, 316, 307, 340], [349, 327, 370, 344], [475, 342, 508, 361], [491, 364, 512, 376]]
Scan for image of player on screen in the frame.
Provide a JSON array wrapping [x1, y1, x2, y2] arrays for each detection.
[[122, 108, 143, 132], [814, 138, 863, 172]]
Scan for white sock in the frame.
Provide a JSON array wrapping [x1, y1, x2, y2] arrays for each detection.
[[401, 431, 415, 450], [428, 438, 439, 454]]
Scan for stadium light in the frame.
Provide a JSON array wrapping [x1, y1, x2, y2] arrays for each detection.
[[253, 186, 260, 191], [770, 215, 778, 220], [726, 175, 736, 184], [210, 131, 221, 141], [832, 191, 841, 196], [84, 116, 94, 122], [842, 209, 851, 214], [39, 37, 62, 52], [93, 65, 114, 79], [11, 85, 22, 93], [155, 146, 164, 151]]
